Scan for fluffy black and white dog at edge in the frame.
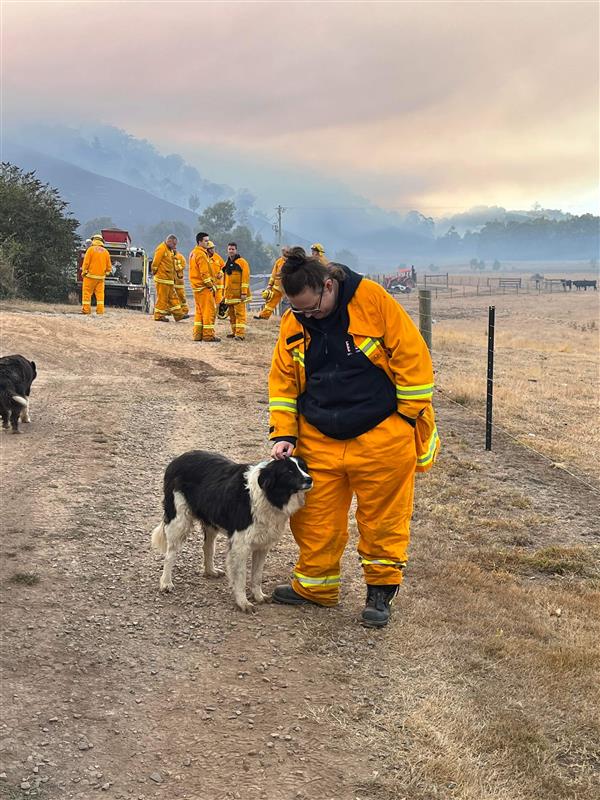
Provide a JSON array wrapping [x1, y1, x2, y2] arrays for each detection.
[[151, 451, 313, 612]]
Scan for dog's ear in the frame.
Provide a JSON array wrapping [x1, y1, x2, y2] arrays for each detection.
[[258, 464, 277, 491], [30, 361, 37, 375]]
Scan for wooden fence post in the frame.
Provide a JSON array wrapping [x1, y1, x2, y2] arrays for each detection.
[[419, 289, 432, 351]]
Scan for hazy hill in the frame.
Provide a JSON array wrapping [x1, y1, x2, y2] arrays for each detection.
[[3, 142, 199, 236]]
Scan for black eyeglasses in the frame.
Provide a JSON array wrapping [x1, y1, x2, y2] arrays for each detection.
[[290, 285, 325, 315]]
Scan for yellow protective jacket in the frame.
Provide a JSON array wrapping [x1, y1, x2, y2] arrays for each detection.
[[268, 257, 285, 292], [174, 252, 187, 284], [81, 245, 112, 280], [189, 246, 216, 293], [223, 256, 251, 303], [268, 278, 439, 472], [152, 242, 177, 285]]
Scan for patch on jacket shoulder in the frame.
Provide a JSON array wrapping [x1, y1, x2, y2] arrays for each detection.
[[286, 332, 304, 345]]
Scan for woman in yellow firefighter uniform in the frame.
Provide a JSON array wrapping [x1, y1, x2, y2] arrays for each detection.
[[254, 247, 289, 320], [81, 234, 112, 315], [152, 235, 185, 322], [189, 232, 220, 342], [223, 243, 251, 340], [207, 241, 225, 306], [269, 249, 439, 627], [173, 250, 190, 317]]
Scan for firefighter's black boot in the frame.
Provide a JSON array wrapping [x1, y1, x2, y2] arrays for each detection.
[[361, 584, 399, 628]]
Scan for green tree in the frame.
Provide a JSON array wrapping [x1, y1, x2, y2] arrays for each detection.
[[492, 259, 501, 271], [198, 201, 236, 235], [80, 217, 117, 240], [188, 194, 201, 212], [198, 202, 276, 271], [0, 163, 80, 300]]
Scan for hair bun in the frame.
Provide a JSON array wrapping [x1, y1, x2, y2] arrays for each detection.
[[283, 246, 307, 271]]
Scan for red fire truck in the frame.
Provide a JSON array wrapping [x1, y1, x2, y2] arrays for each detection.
[[77, 229, 150, 311]]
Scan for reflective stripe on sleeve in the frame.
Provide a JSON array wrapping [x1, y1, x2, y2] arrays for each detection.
[[396, 383, 434, 400], [292, 347, 305, 367], [154, 278, 175, 285], [269, 396, 297, 413], [417, 425, 440, 468], [357, 337, 382, 357]]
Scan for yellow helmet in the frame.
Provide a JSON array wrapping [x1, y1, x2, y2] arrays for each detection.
[[311, 242, 325, 254], [207, 241, 216, 249], [91, 234, 104, 244]]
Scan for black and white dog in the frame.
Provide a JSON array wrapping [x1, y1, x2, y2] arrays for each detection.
[[151, 451, 312, 612], [0, 354, 37, 434]]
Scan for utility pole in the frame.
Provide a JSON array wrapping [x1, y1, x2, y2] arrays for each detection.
[[273, 205, 286, 248]]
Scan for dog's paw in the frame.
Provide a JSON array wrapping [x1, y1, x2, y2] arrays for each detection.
[[159, 579, 174, 592], [252, 589, 271, 604], [204, 568, 225, 579], [236, 599, 255, 613]]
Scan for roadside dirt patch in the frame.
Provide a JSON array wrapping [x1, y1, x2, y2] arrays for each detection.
[[1, 304, 598, 800]]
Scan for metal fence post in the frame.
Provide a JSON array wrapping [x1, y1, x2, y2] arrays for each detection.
[[419, 289, 432, 351], [486, 305, 495, 451]]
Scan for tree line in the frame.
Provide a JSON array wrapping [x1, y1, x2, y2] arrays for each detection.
[[1, 162, 598, 302]]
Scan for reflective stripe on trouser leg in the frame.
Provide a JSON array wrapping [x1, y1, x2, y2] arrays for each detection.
[[258, 288, 283, 318], [168, 286, 185, 321], [352, 412, 417, 585], [81, 275, 93, 314], [233, 302, 246, 337], [95, 279, 105, 314], [175, 285, 189, 314], [290, 417, 353, 605], [154, 282, 172, 320], [193, 290, 216, 340], [228, 305, 237, 335], [202, 291, 217, 340]]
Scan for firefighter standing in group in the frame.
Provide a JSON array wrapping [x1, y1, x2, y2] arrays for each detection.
[[223, 243, 251, 340], [207, 241, 225, 306], [173, 249, 190, 318], [189, 232, 220, 342], [311, 242, 328, 265], [81, 234, 112, 315], [151, 235, 186, 322], [254, 246, 289, 320], [268, 248, 439, 628]]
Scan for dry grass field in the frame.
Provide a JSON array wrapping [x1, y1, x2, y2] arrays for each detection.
[[400, 285, 600, 484], [0, 292, 598, 800]]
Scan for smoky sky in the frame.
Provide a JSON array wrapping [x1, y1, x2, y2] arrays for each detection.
[[3, 1, 598, 212]]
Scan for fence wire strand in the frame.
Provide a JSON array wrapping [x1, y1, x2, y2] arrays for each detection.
[[435, 387, 600, 496]]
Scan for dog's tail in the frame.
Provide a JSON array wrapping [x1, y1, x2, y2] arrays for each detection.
[[0, 391, 27, 408], [151, 520, 167, 553]]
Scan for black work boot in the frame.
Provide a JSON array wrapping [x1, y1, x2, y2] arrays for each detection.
[[361, 584, 399, 628], [272, 584, 319, 606]]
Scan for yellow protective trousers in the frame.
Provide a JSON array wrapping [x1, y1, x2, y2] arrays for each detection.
[[291, 412, 416, 606], [154, 280, 185, 321], [228, 302, 247, 338], [82, 276, 106, 315], [193, 289, 217, 341], [174, 283, 189, 315], [257, 289, 283, 319]]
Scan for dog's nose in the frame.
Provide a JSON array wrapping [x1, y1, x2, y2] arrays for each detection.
[[304, 479, 313, 489]]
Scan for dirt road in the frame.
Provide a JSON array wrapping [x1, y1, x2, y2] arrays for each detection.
[[1, 305, 598, 800]]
